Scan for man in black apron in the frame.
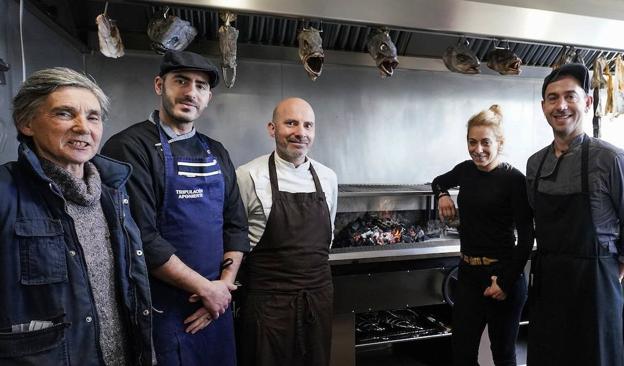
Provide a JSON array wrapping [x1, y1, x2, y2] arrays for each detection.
[[102, 51, 249, 366], [236, 97, 338, 366], [526, 63, 624, 366]]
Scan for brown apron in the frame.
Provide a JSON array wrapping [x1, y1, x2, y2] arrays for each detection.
[[238, 152, 334, 366]]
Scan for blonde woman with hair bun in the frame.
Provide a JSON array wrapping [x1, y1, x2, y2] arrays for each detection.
[[431, 104, 534, 366]]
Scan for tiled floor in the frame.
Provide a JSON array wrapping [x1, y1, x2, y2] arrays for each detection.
[[357, 326, 528, 366]]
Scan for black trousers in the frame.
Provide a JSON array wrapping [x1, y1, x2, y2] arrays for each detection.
[[452, 263, 527, 366]]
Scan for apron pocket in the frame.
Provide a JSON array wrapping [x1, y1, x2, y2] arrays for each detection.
[[16, 219, 68, 285], [0, 322, 70, 365]]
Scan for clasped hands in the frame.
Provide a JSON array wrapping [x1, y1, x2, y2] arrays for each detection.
[[184, 280, 238, 334]]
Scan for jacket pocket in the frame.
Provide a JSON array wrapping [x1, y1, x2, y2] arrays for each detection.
[[0, 322, 70, 365], [16, 219, 68, 285]]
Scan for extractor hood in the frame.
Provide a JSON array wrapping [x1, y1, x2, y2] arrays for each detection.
[[24, 0, 624, 70]]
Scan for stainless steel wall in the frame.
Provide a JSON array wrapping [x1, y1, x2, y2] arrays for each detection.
[[87, 52, 556, 183], [0, 1, 83, 163]]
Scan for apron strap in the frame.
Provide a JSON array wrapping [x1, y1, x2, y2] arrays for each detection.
[[268, 152, 280, 200], [156, 122, 177, 189], [533, 144, 550, 196], [308, 163, 324, 195], [581, 135, 589, 193]]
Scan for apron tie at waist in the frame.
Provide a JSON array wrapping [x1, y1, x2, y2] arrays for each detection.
[[291, 289, 316, 356]]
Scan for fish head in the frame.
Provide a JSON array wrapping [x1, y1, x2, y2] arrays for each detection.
[[0, 58, 9, 72], [552, 46, 576, 69], [148, 12, 197, 54], [486, 48, 522, 75], [367, 29, 399, 78], [442, 43, 480, 74], [297, 27, 324, 81], [218, 24, 239, 88], [572, 49, 585, 65]]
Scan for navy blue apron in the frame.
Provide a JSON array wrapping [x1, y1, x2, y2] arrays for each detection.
[[528, 136, 624, 366], [151, 124, 236, 366]]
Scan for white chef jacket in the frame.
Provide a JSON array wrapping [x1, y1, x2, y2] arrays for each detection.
[[236, 152, 338, 248]]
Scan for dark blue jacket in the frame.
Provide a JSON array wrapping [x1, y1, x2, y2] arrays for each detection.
[[0, 143, 153, 365]]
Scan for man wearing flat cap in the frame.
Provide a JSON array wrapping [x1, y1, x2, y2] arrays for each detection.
[[526, 63, 624, 366], [102, 50, 249, 366]]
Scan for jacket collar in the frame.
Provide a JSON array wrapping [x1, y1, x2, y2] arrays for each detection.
[[17, 142, 132, 190]]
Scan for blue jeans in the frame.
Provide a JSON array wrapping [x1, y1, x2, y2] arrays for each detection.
[[452, 262, 527, 366]]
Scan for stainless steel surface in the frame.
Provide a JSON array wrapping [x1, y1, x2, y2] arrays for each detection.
[[336, 185, 458, 212], [336, 195, 431, 213], [339, 184, 438, 196], [355, 331, 452, 349], [0, 1, 85, 163], [73, 52, 554, 182], [142, 0, 624, 51], [333, 267, 452, 313], [330, 239, 461, 265]]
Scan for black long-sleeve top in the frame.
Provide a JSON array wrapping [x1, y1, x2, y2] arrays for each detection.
[[101, 119, 250, 270], [432, 160, 534, 292]]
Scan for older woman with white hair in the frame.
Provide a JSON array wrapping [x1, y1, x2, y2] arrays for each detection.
[[0, 67, 153, 365]]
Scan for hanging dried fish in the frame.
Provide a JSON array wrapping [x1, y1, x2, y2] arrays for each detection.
[[572, 49, 586, 65], [613, 56, 624, 116], [593, 56, 608, 118], [442, 39, 480, 74], [552, 46, 575, 70], [218, 12, 239, 88], [486, 46, 522, 75], [297, 27, 324, 81], [591, 57, 608, 90], [366, 28, 399, 78], [96, 3, 124, 58], [616, 56, 624, 92], [147, 8, 197, 54], [605, 61, 615, 115], [552, 46, 585, 69], [0, 58, 9, 85]]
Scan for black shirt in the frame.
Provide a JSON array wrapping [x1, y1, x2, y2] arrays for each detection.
[[101, 120, 250, 270], [432, 161, 534, 292]]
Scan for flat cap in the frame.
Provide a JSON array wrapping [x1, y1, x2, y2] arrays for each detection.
[[542, 63, 590, 98], [159, 50, 219, 88]]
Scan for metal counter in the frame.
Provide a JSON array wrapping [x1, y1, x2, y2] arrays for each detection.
[[330, 238, 460, 265]]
